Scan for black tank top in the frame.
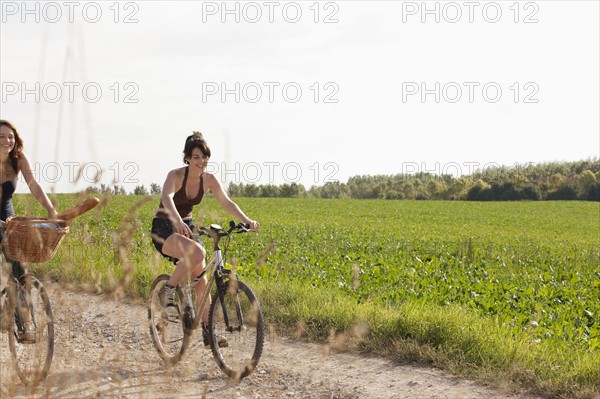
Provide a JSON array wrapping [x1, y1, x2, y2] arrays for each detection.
[[157, 167, 204, 219]]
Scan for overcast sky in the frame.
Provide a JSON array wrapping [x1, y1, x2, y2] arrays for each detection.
[[1, 0, 598, 193]]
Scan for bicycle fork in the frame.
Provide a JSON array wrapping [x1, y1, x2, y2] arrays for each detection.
[[219, 280, 244, 334], [211, 250, 244, 333], [2, 278, 37, 342], [213, 273, 244, 333]]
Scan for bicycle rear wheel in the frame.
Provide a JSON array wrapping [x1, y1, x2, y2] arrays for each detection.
[[208, 278, 264, 380], [7, 274, 54, 386], [148, 274, 191, 364]]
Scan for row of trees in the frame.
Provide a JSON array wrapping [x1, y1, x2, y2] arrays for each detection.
[[87, 160, 600, 201], [86, 183, 162, 196], [226, 160, 600, 201]]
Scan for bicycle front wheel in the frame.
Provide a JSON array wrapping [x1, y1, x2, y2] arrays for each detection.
[[208, 278, 265, 380], [148, 274, 191, 365], [7, 275, 54, 386]]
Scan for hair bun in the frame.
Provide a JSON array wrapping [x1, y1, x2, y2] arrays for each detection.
[[185, 131, 206, 146], [191, 131, 204, 140]]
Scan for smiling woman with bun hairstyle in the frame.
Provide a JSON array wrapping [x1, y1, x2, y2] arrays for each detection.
[[150, 131, 259, 347]]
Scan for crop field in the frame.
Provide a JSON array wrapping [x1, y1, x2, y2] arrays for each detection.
[[13, 194, 600, 398]]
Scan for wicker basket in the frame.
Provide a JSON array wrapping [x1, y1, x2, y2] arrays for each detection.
[[2, 217, 69, 263]]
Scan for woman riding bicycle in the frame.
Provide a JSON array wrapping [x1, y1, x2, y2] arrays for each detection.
[[150, 131, 259, 347], [0, 119, 58, 340]]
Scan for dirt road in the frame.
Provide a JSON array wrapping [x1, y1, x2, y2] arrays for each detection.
[[1, 282, 543, 399]]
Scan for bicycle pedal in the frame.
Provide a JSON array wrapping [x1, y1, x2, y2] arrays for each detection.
[[203, 336, 228, 348], [15, 328, 37, 344], [19, 336, 37, 344]]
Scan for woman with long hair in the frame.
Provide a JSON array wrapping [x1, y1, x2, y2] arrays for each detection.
[[0, 119, 58, 341]]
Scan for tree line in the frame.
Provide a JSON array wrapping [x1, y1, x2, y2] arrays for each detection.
[[86, 183, 162, 196], [88, 159, 600, 201], [226, 159, 600, 201]]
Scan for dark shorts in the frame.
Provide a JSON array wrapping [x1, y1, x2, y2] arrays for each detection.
[[151, 217, 196, 264]]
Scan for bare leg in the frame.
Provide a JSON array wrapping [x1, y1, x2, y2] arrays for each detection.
[[161, 234, 205, 287], [168, 259, 191, 286]]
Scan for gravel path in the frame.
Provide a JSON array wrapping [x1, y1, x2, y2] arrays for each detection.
[[1, 281, 544, 399]]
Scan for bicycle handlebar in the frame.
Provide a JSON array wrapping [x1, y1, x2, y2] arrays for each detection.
[[194, 221, 251, 240]]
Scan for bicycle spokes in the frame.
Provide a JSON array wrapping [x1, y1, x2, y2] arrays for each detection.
[[208, 279, 264, 380], [7, 277, 54, 386], [148, 275, 191, 365]]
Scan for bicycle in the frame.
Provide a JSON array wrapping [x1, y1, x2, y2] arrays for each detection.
[[148, 221, 265, 380], [0, 197, 99, 386], [0, 221, 57, 386]]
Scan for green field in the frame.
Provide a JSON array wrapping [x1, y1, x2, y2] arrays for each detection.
[[14, 194, 600, 398]]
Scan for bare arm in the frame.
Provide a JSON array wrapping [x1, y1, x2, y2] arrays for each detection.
[[206, 174, 260, 230], [18, 153, 57, 218]]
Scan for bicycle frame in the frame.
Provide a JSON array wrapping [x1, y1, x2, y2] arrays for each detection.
[[183, 250, 222, 330], [180, 223, 239, 331], [2, 273, 31, 333]]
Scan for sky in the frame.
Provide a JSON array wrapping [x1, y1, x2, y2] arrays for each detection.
[[1, 0, 599, 194]]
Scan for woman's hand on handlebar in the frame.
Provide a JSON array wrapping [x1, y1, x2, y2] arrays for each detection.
[[245, 220, 260, 231]]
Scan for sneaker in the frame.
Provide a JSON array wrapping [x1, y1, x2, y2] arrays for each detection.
[[202, 323, 228, 348], [16, 290, 37, 343], [14, 307, 36, 344], [158, 284, 178, 321], [16, 321, 37, 344]]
